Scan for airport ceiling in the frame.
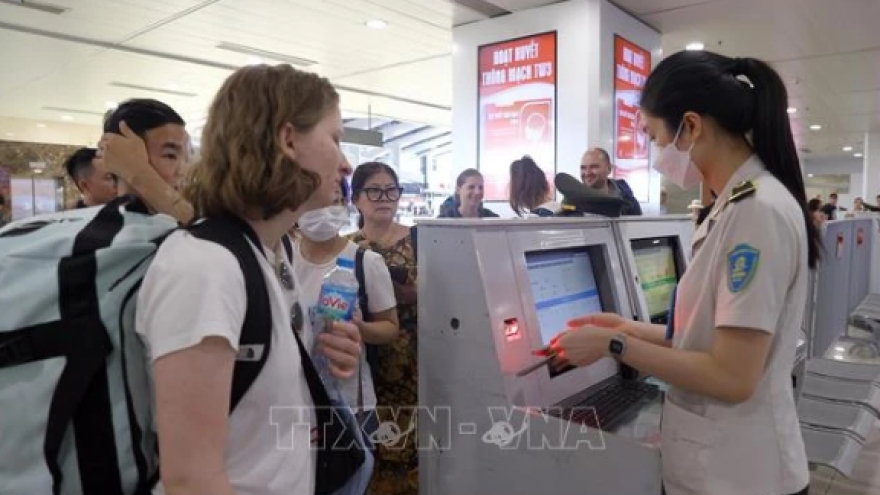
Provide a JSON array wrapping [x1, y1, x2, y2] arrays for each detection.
[[0, 0, 878, 165]]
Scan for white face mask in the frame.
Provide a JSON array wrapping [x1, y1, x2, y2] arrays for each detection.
[[297, 205, 350, 242], [653, 120, 704, 190]]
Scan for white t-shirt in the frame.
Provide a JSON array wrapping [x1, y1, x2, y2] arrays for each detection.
[[290, 239, 396, 411], [136, 231, 316, 495]]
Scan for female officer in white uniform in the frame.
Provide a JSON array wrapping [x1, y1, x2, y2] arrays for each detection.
[[548, 50, 821, 495]]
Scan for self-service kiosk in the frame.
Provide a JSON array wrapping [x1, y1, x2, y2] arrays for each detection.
[[612, 215, 693, 327], [418, 218, 663, 495]]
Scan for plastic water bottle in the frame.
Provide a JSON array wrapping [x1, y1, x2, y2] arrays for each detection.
[[314, 258, 359, 385]]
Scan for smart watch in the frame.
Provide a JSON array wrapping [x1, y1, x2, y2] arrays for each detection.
[[609, 333, 628, 360]]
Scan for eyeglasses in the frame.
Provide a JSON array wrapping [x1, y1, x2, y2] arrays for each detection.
[[362, 186, 403, 202]]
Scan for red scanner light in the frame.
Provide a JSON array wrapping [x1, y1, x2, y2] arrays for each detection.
[[504, 318, 521, 342]]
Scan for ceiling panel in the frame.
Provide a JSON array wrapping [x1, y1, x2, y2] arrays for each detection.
[[0, 0, 455, 131], [484, 0, 563, 11], [0, 0, 204, 41], [639, 0, 880, 163], [610, 0, 724, 16], [1, 0, 879, 165], [0, 45, 226, 126], [452, 3, 487, 26], [794, 0, 880, 55], [333, 56, 453, 106], [803, 52, 880, 94], [0, 29, 106, 95]]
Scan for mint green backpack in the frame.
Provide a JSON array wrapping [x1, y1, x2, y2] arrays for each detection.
[[0, 197, 275, 495]]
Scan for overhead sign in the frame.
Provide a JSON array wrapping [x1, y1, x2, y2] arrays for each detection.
[[613, 35, 652, 202], [478, 31, 557, 201]]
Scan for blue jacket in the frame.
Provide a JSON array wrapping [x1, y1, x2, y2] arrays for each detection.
[[611, 179, 642, 216]]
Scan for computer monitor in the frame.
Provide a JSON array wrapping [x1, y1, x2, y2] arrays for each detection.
[[525, 248, 604, 346], [523, 244, 619, 382], [631, 237, 681, 324]]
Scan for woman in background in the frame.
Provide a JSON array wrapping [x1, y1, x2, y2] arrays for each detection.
[[508, 155, 558, 217], [437, 168, 498, 218], [808, 198, 826, 228], [348, 162, 419, 495]]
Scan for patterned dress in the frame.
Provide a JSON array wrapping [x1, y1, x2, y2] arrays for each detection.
[[348, 231, 418, 495]]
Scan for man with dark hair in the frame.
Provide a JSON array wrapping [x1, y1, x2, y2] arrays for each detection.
[[580, 147, 642, 215], [821, 192, 843, 220], [64, 147, 118, 207], [102, 98, 188, 190], [98, 99, 191, 221]]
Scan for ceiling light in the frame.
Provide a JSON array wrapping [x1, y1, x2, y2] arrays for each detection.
[[166, 83, 179, 91], [246, 56, 263, 65], [0, 0, 68, 15], [809, 124, 822, 131], [366, 19, 387, 30], [685, 42, 704, 51], [854, 153, 864, 158], [807, 174, 814, 177], [216, 41, 317, 67], [105, 101, 118, 109], [33, 169, 43, 174], [843, 146, 853, 152], [110, 82, 197, 97], [36, 123, 46, 128], [787, 107, 797, 114], [61, 115, 73, 121]]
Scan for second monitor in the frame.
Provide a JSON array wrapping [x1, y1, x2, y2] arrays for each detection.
[[614, 216, 694, 326], [631, 236, 682, 324]]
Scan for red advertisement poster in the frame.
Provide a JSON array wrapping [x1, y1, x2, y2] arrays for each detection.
[[478, 32, 556, 201], [613, 35, 652, 202]]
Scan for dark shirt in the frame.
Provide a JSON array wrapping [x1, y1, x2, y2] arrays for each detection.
[[821, 203, 839, 220], [608, 179, 642, 216], [436, 195, 499, 218]]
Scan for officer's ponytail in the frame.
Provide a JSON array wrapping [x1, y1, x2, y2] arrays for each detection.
[[735, 58, 821, 269], [641, 51, 821, 268]]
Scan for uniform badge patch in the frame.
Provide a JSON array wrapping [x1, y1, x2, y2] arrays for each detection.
[[727, 244, 760, 293]]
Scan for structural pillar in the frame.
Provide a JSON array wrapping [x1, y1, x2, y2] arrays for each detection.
[[863, 132, 880, 203]]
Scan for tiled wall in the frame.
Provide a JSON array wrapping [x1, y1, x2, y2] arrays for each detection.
[[0, 140, 82, 223]]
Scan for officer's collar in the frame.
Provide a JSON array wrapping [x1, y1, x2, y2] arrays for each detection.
[[716, 154, 764, 203]]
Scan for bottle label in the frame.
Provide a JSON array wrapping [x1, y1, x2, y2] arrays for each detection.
[[318, 284, 358, 321]]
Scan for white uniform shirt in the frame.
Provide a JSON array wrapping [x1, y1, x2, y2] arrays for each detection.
[[662, 156, 809, 495], [136, 231, 316, 495]]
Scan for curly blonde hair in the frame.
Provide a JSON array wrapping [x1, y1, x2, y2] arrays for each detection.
[[186, 64, 339, 219]]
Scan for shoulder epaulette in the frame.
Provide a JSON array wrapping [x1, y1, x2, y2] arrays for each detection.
[[729, 180, 757, 203]]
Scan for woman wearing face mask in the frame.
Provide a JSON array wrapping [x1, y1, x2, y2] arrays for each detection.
[[438, 168, 499, 218], [547, 51, 819, 495], [347, 162, 419, 495], [291, 186, 400, 439]]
